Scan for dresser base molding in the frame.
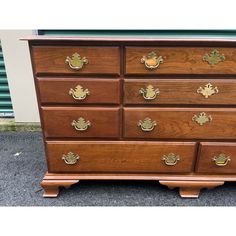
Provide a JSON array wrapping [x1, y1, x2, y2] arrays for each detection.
[[41, 172, 233, 198]]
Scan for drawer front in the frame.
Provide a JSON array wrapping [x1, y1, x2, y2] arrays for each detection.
[[125, 47, 236, 74], [196, 142, 236, 174], [42, 107, 120, 138], [38, 78, 120, 105], [124, 79, 236, 105], [32, 46, 120, 74], [124, 108, 236, 139], [46, 141, 197, 173]]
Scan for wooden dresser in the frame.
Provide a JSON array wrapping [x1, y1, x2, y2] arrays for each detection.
[[26, 36, 236, 198]]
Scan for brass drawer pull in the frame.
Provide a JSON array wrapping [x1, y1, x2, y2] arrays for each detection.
[[65, 52, 88, 70], [212, 153, 231, 167], [192, 112, 212, 126], [138, 117, 157, 132], [197, 83, 219, 98], [71, 117, 91, 131], [139, 85, 160, 100], [162, 153, 180, 166], [203, 50, 225, 66], [141, 51, 163, 69], [62, 152, 80, 165], [69, 85, 90, 100]]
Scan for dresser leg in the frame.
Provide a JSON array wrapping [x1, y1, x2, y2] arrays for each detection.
[[159, 180, 224, 198], [41, 179, 79, 197]]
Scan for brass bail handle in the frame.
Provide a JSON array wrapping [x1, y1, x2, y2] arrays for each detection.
[[162, 153, 180, 166], [65, 52, 88, 70], [212, 154, 231, 167], [139, 85, 160, 100], [62, 152, 80, 165], [69, 85, 90, 100], [137, 117, 157, 132], [141, 51, 163, 69], [71, 117, 91, 131]]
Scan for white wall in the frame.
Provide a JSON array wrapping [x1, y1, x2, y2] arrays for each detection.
[[0, 30, 40, 123]]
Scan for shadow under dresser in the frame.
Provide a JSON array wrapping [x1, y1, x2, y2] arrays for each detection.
[[25, 36, 236, 198]]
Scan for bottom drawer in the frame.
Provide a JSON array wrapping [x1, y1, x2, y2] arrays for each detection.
[[196, 142, 236, 174], [46, 141, 197, 173]]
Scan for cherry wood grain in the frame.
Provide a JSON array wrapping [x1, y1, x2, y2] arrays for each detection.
[[32, 46, 120, 74], [124, 108, 236, 139], [125, 47, 236, 74], [38, 78, 120, 104], [124, 79, 236, 105], [196, 142, 236, 174], [42, 107, 120, 138], [46, 141, 197, 173]]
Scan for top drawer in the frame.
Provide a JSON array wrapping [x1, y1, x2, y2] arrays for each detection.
[[125, 47, 236, 74], [32, 46, 120, 75]]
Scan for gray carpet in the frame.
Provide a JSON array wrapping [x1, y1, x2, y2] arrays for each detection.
[[0, 131, 236, 206]]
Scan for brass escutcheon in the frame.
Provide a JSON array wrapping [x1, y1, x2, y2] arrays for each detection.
[[69, 85, 90, 100], [212, 153, 231, 167], [71, 117, 91, 131], [162, 153, 180, 166], [137, 117, 157, 132], [65, 52, 88, 70], [197, 83, 219, 98], [141, 51, 163, 69], [192, 112, 212, 126], [203, 50, 225, 66], [139, 85, 160, 100], [62, 152, 80, 165]]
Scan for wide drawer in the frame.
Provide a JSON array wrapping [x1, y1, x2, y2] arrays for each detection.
[[42, 107, 120, 138], [46, 141, 197, 173], [38, 78, 120, 104], [124, 108, 236, 139], [196, 142, 236, 174], [32, 46, 120, 74], [124, 79, 236, 105], [125, 47, 236, 74]]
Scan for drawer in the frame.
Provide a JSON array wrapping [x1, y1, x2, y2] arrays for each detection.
[[124, 108, 236, 139], [124, 79, 236, 105], [196, 142, 236, 174], [32, 46, 120, 74], [38, 78, 120, 105], [42, 107, 120, 138], [125, 47, 236, 74], [46, 141, 197, 173]]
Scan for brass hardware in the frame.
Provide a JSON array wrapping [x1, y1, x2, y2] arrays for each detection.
[[192, 112, 212, 126], [62, 152, 80, 165], [197, 83, 219, 98], [139, 85, 160, 100], [137, 117, 157, 132], [71, 117, 91, 131], [65, 53, 88, 70], [141, 51, 163, 69], [69, 85, 90, 100], [212, 153, 231, 167], [203, 50, 225, 66], [162, 153, 180, 166]]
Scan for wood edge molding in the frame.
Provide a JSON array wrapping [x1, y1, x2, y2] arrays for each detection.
[[159, 180, 224, 198], [41, 179, 79, 198]]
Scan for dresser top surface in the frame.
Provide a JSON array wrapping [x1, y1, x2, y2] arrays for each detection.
[[23, 35, 236, 43]]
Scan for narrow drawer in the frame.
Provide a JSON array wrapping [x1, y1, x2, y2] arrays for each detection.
[[32, 46, 120, 74], [124, 79, 236, 105], [124, 108, 236, 139], [196, 142, 236, 174], [38, 78, 120, 105], [42, 107, 120, 138], [46, 141, 197, 173], [125, 47, 236, 74]]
